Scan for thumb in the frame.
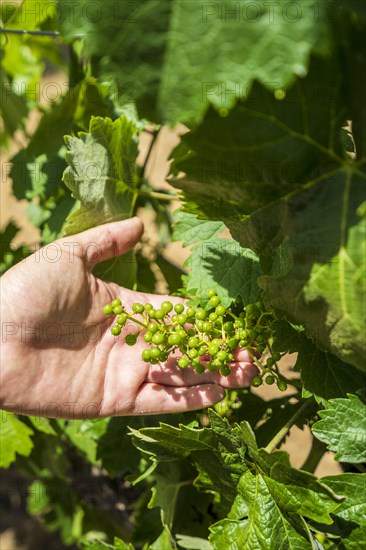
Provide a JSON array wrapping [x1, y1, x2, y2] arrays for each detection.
[[61, 217, 144, 270]]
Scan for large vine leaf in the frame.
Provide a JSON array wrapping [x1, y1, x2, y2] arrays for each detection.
[[312, 394, 366, 462], [62, 115, 142, 286], [210, 475, 318, 550], [63, 115, 140, 234], [294, 337, 366, 402], [173, 211, 261, 306], [59, 0, 332, 124], [0, 412, 34, 468], [321, 473, 366, 549], [171, 55, 345, 220], [235, 170, 365, 371], [131, 410, 342, 546]]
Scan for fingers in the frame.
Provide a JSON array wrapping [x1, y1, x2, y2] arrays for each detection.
[[132, 383, 226, 415], [61, 217, 144, 269], [147, 359, 259, 388]]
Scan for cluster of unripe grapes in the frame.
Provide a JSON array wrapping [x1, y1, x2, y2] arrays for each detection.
[[103, 291, 287, 390]]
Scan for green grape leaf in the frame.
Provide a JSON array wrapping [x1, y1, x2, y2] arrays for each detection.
[[83, 539, 134, 550], [233, 171, 366, 372], [62, 115, 140, 235], [63, 418, 109, 465], [172, 55, 345, 219], [172, 210, 260, 304], [0, 66, 28, 144], [321, 473, 366, 549], [27, 416, 57, 435], [294, 339, 366, 401], [60, 0, 331, 124], [148, 462, 184, 530], [97, 417, 142, 478], [131, 411, 248, 514], [185, 238, 262, 307], [0, 412, 34, 468], [150, 525, 175, 550], [176, 534, 213, 550], [312, 394, 366, 462], [210, 479, 315, 549], [173, 210, 225, 247]]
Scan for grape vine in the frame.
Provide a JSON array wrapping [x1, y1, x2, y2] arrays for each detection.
[[103, 290, 288, 390]]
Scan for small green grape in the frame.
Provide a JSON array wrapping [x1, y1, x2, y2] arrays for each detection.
[[111, 298, 122, 308], [228, 338, 239, 350], [209, 312, 218, 322], [209, 296, 220, 308], [196, 308, 206, 320], [234, 319, 245, 329], [168, 333, 181, 345], [150, 347, 161, 359], [188, 336, 199, 348], [148, 310, 156, 319], [217, 350, 227, 361], [265, 375, 275, 385], [117, 313, 128, 326], [188, 348, 198, 359], [207, 289, 217, 298], [143, 331, 153, 342], [178, 357, 189, 368], [251, 375, 263, 387], [103, 304, 113, 315], [277, 379, 288, 392], [161, 301, 173, 313], [194, 362, 205, 374], [208, 343, 220, 356], [198, 344, 208, 356], [174, 303, 184, 314], [145, 303, 153, 311], [186, 307, 195, 317], [177, 329, 187, 340], [142, 349, 151, 362], [148, 322, 159, 333], [267, 357, 275, 368], [272, 352, 281, 362], [215, 305, 226, 316], [187, 328, 196, 337], [155, 309, 165, 320], [202, 322, 213, 333], [132, 302, 144, 314], [177, 313, 187, 325], [113, 305, 123, 315], [125, 334, 137, 345], [196, 320, 204, 331], [223, 321, 234, 332], [220, 365, 231, 376], [152, 332, 164, 345], [111, 325, 121, 336]]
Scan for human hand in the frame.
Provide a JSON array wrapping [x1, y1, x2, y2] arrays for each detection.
[[0, 218, 258, 419]]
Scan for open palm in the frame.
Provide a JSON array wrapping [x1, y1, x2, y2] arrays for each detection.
[[0, 218, 257, 419]]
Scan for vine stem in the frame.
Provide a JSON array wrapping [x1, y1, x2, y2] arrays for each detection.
[[301, 436, 327, 473], [265, 397, 315, 453]]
